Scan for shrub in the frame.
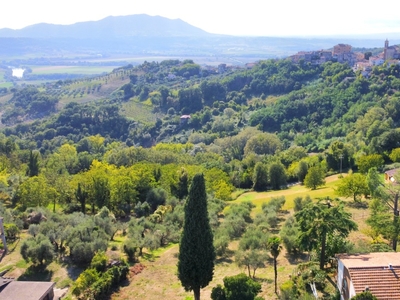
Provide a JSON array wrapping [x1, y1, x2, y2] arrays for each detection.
[[4, 223, 20, 240], [211, 273, 262, 300], [123, 239, 137, 262], [91, 251, 107, 272], [72, 254, 129, 300], [262, 196, 286, 213], [280, 280, 298, 300], [293, 195, 312, 212]]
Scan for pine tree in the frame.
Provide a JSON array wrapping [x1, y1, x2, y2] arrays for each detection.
[[178, 173, 215, 300]]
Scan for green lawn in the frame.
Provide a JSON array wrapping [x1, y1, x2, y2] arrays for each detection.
[[233, 174, 340, 213], [0, 82, 12, 88]]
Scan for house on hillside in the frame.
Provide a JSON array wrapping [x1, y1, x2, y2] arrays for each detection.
[[245, 63, 257, 69], [333, 44, 352, 55], [384, 168, 400, 182], [336, 252, 400, 300], [180, 115, 191, 125], [369, 56, 385, 66]]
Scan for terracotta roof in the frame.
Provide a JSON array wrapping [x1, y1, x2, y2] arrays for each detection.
[[349, 267, 400, 300], [338, 253, 400, 299], [337, 252, 400, 268]]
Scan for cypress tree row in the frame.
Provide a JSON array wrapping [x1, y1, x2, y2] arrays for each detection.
[[177, 173, 215, 300]]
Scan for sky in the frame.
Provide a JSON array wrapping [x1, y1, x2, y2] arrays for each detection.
[[1, 0, 400, 37]]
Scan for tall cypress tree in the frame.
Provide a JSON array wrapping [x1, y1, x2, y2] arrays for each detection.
[[178, 173, 215, 300], [26, 150, 40, 177]]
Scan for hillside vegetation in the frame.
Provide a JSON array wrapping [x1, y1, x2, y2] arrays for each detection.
[[0, 56, 399, 299]]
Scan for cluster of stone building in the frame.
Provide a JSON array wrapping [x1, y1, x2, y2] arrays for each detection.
[[290, 40, 400, 75], [290, 43, 358, 66]]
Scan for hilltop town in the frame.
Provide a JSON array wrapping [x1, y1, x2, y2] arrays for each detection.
[[290, 40, 400, 75]]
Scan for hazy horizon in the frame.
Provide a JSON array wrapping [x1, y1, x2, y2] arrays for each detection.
[[1, 0, 400, 37]]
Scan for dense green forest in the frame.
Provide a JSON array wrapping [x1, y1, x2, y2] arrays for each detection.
[[1, 57, 400, 299]]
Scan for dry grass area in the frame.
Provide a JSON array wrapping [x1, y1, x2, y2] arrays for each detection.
[[112, 243, 303, 300]]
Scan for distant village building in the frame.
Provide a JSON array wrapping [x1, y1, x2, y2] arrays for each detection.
[[291, 40, 398, 75], [218, 64, 227, 73], [369, 55, 385, 66], [333, 44, 352, 55], [319, 50, 333, 62], [387, 59, 400, 67], [245, 63, 257, 69], [384, 39, 400, 61], [290, 44, 355, 66]]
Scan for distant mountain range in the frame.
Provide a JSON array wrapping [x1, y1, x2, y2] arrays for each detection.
[[0, 14, 213, 39], [0, 14, 399, 63]]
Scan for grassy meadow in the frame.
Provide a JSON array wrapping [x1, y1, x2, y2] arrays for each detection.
[[234, 174, 340, 213]]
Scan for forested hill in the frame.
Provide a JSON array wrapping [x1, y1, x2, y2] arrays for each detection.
[[3, 53, 400, 300], [0, 14, 212, 39], [1, 57, 400, 177]]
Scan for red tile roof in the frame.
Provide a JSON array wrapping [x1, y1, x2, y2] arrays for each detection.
[[349, 267, 400, 300], [338, 253, 400, 300]]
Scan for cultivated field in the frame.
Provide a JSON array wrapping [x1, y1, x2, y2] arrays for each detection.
[[29, 65, 119, 75]]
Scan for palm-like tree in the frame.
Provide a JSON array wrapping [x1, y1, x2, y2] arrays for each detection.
[[268, 236, 282, 294]]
